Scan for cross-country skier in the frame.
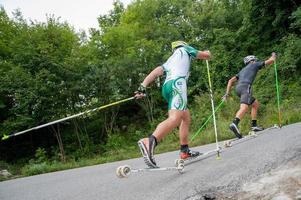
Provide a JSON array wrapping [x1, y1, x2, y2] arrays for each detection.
[[134, 41, 211, 168], [224, 52, 277, 138]]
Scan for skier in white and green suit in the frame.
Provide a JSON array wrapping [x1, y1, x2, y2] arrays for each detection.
[[135, 41, 211, 168]]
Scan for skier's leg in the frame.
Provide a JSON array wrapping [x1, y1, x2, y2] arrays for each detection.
[[178, 110, 200, 159], [138, 110, 183, 167], [251, 99, 264, 131]]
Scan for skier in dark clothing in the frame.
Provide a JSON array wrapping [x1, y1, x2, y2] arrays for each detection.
[[224, 53, 277, 138]]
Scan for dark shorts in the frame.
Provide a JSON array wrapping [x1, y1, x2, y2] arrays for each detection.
[[236, 83, 256, 105]]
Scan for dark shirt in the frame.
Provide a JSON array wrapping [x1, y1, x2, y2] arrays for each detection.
[[236, 61, 265, 85]]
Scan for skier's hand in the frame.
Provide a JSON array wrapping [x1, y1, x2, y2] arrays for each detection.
[[134, 84, 146, 99], [271, 52, 277, 63], [204, 50, 211, 60], [271, 52, 277, 57], [198, 50, 211, 60]]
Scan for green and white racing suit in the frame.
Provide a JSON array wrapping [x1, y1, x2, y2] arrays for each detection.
[[162, 45, 198, 110]]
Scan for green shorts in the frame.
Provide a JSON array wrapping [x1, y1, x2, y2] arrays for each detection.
[[162, 77, 187, 110]]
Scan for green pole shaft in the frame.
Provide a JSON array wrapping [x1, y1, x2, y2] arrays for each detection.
[[190, 99, 225, 142], [274, 61, 282, 127]]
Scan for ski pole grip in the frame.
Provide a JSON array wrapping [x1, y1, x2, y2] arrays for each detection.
[[2, 134, 9, 140]]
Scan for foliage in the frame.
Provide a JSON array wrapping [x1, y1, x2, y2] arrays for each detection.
[[0, 0, 300, 177], [33, 148, 48, 164]]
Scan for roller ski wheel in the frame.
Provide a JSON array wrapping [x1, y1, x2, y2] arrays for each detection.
[[174, 159, 184, 167], [173, 159, 185, 173], [248, 131, 257, 137], [224, 140, 232, 148], [116, 166, 123, 178], [177, 163, 185, 173], [116, 165, 131, 178]]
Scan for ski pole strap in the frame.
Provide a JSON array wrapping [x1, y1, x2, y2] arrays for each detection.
[[274, 61, 282, 127], [1, 97, 135, 140], [190, 99, 225, 142]]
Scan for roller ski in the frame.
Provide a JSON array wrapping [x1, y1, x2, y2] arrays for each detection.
[[116, 135, 184, 178], [116, 162, 184, 178], [266, 124, 280, 130], [175, 147, 222, 166], [224, 129, 257, 148]]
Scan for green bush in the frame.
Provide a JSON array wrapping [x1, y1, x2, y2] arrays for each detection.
[[21, 162, 49, 176], [34, 148, 48, 164]]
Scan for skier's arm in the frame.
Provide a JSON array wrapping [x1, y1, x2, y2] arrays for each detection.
[[184, 46, 211, 60], [264, 52, 277, 66], [135, 66, 164, 99], [141, 66, 164, 87], [224, 76, 238, 99]]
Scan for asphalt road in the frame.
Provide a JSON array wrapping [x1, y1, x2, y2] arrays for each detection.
[[0, 122, 300, 200]]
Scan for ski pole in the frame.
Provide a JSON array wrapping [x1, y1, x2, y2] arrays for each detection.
[[2, 97, 135, 140], [274, 61, 282, 127], [190, 99, 225, 142], [205, 60, 221, 159]]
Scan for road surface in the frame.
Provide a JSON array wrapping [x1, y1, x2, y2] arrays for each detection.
[[1, 122, 300, 200]]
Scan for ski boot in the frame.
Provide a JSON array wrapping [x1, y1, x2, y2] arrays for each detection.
[[251, 126, 264, 132], [229, 123, 242, 139], [180, 149, 201, 159], [138, 135, 157, 168]]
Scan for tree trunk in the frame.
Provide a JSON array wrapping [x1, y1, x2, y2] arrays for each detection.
[[104, 107, 119, 134], [51, 124, 66, 162], [73, 119, 83, 150]]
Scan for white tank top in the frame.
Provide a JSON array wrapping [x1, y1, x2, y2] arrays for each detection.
[[162, 46, 198, 83]]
